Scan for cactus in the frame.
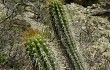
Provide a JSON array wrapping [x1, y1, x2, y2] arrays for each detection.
[[25, 35, 57, 70], [49, 1, 86, 70]]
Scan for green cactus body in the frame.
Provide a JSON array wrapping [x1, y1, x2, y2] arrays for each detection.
[[25, 36, 57, 70], [49, 1, 85, 70]]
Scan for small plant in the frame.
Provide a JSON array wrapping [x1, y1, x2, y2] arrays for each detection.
[[0, 55, 7, 64], [25, 35, 57, 70], [49, 0, 86, 70]]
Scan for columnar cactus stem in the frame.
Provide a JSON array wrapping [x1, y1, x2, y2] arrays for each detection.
[[25, 36, 57, 70], [49, 1, 86, 70]]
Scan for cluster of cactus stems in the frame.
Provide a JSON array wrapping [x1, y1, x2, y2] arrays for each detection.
[[25, 35, 57, 70], [49, 1, 85, 70]]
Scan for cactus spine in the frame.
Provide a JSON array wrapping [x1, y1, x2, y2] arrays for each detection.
[[25, 36, 57, 70], [49, 1, 85, 70]]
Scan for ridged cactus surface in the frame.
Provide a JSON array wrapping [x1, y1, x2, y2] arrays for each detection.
[[49, 1, 85, 70], [25, 36, 57, 70]]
